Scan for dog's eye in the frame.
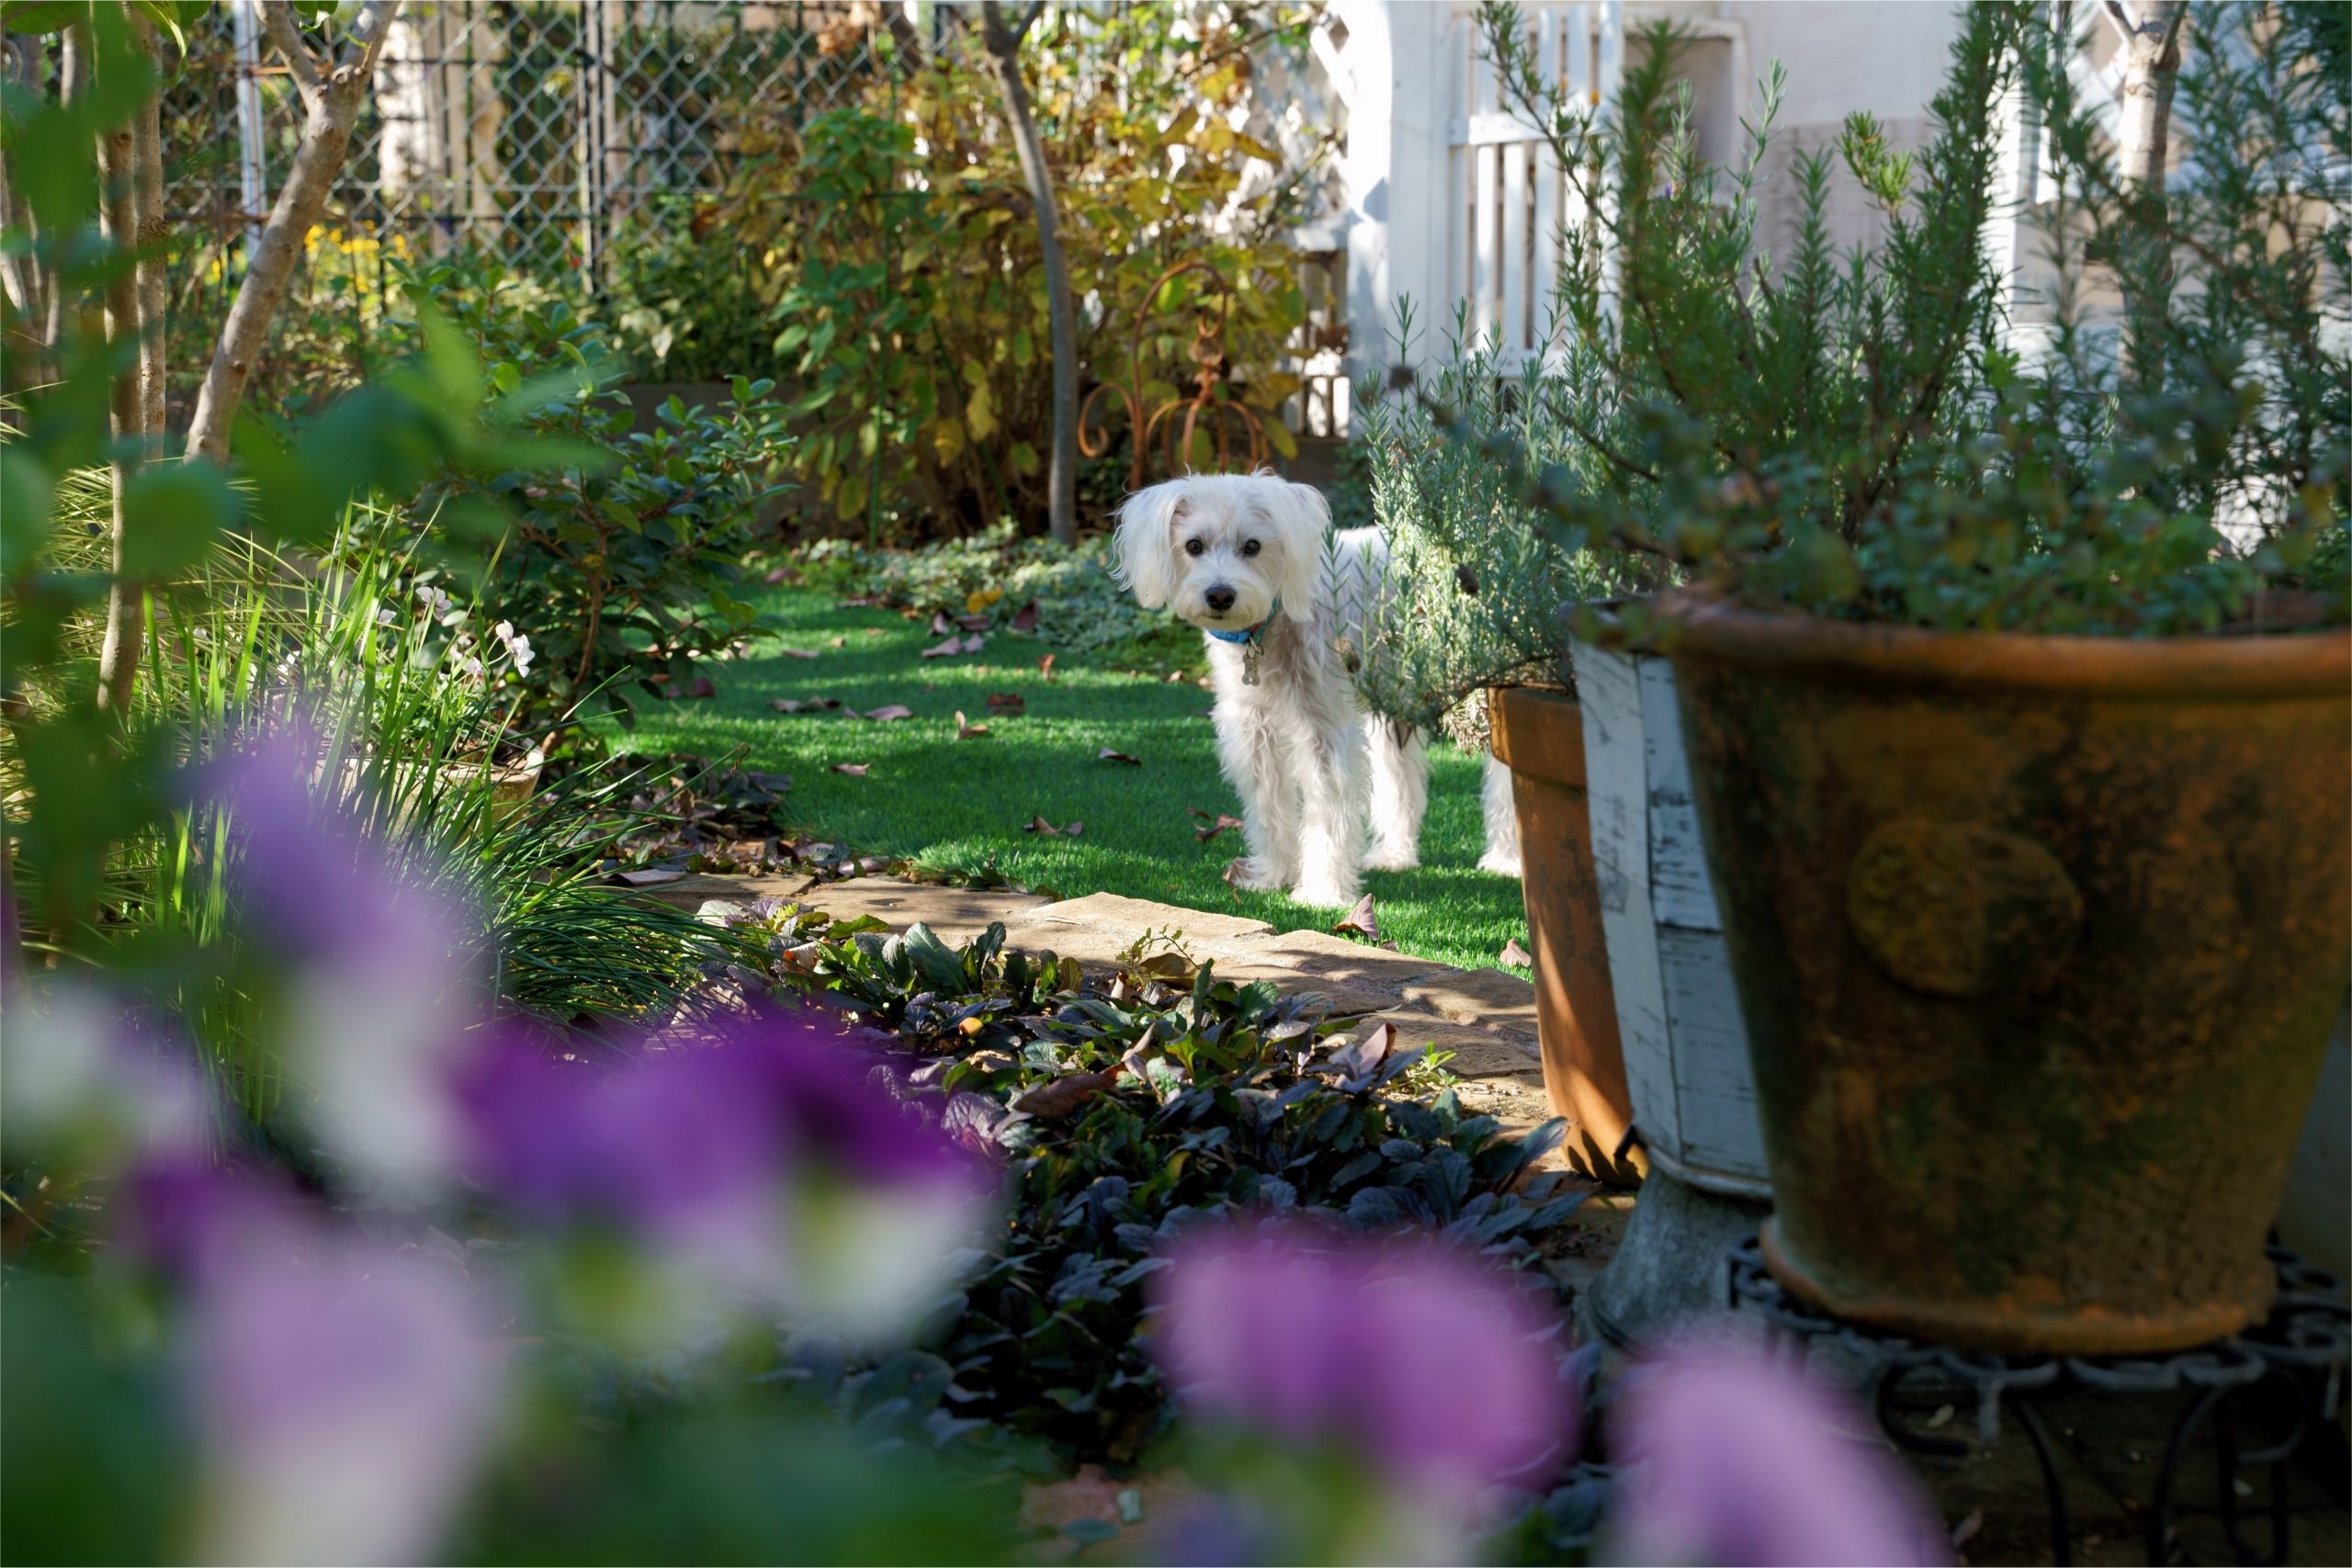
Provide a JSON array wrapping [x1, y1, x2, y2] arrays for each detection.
[[1241, 539, 1261, 558], [1183, 538, 1205, 557]]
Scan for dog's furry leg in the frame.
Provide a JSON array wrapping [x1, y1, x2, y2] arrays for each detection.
[[1217, 709, 1300, 892], [1478, 751, 1523, 876], [1290, 727, 1366, 908], [1364, 719, 1427, 873]]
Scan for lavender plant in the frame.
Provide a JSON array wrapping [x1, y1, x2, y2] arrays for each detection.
[[1351, 299, 1660, 730]]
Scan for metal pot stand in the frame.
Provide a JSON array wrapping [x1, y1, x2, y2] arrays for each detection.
[[1725, 1238, 2350, 1567]]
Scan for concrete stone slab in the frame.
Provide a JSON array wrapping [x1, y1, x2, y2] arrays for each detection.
[[624, 873, 1047, 947], [790, 881, 1049, 945], [1351, 1013, 1542, 1079], [1216, 930, 1452, 998], [1012, 891, 1274, 944], [1398, 966, 1541, 1034]]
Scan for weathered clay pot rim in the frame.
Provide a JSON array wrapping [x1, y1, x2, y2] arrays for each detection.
[[1657, 591, 2350, 699]]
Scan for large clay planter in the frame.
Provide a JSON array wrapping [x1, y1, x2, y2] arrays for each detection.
[[1666, 600, 2351, 1355], [1488, 684, 1645, 1188]]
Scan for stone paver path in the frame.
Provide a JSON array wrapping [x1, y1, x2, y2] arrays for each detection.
[[639, 873, 1565, 1155]]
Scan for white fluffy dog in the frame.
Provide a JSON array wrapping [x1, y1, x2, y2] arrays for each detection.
[[1114, 471, 1465, 908]]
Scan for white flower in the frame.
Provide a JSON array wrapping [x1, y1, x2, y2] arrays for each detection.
[[493, 620, 515, 645], [508, 637, 534, 674], [376, 608, 398, 628], [459, 656, 483, 680]]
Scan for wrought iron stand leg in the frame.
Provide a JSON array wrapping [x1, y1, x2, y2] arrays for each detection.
[[2149, 1382, 2233, 1566], [2011, 1396, 2071, 1568]]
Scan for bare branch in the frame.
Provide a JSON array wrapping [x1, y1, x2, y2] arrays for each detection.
[[1012, 1, 1045, 46], [2098, 0, 2138, 47], [257, 0, 324, 101]]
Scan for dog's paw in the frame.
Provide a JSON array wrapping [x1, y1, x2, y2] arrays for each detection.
[[1223, 856, 1292, 893], [1476, 849, 1523, 877], [1363, 844, 1420, 873], [1289, 877, 1360, 908]]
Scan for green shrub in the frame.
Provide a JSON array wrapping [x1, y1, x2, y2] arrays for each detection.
[[391, 253, 795, 738], [795, 524, 1198, 665]]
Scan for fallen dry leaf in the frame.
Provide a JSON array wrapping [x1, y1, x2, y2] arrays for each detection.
[[1010, 600, 1039, 633], [614, 868, 687, 886], [930, 612, 955, 636], [776, 648, 820, 660], [1500, 936, 1535, 967], [1038, 654, 1057, 681], [1012, 1071, 1118, 1120], [960, 633, 985, 653], [832, 762, 871, 776], [829, 636, 846, 648], [1950, 1510, 1983, 1551], [955, 711, 989, 739], [1163, 671, 1186, 684], [1023, 815, 1059, 836], [920, 636, 964, 660], [1066, 820, 1084, 837], [1189, 807, 1246, 842], [861, 705, 914, 722], [763, 564, 800, 586], [986, 692, 1026, 716], [770, 696, 842, 714], [1333, 893, 1379, 942], [1097, 748, 1142, 766]]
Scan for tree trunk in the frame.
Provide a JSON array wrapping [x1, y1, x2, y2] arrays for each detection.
[[184, 0, 401, 467], [94, 11, 155, 717], [979, 1, 1079, 546], [130, 9, 168, 444], [2110, 0, 2186, 195], [2104, 0, 2187, 389], [0, 35, 52, 378]]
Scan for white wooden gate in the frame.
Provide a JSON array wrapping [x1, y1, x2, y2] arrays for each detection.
[[1440, 0, 1621, 367], [1339, 0, 1623, 378]]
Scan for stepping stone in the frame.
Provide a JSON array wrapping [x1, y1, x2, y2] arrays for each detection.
[[1397, 965, 1540, 1035], [1012, 891, 1275, 945], [628, 873, 1046, 946], [1203, 929, 1453, 999], [1350, 1012, 1542, 1079]]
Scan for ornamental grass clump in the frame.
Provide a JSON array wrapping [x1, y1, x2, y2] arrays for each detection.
[[1469, 0, 2346, 633]]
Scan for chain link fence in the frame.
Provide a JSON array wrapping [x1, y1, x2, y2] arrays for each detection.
[[162, 0, 886, 318]]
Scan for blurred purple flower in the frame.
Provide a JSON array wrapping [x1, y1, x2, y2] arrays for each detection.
[[1151, 1224, 1573, 1501], [1611, 1340, 1950, 1567], [451, 1007, 994, 1339], [181, 1186, 503, 1564], [0, 981, 207, 1167], [208, 736, 477, 1195]]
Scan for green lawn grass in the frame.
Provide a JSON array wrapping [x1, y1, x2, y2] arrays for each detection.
[[608, 586, 1532, 975]]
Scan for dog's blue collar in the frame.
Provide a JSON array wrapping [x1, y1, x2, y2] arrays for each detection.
[[1203, 599, 1279, 646]]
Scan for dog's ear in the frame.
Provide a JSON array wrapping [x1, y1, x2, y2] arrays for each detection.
[[1265, 480, 1331, 623], [1113, 479, 1189, 610]]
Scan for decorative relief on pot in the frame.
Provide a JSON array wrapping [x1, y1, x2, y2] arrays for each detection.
[[1846, 818, 2084, 999]]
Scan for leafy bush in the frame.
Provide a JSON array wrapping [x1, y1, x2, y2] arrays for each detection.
[[698, 6, 1329, 537], [392, 253, 794, 737], [741, 906, 1590, 1464], [1470, 0, 2346, 635], [794, 524, 1199, 664]]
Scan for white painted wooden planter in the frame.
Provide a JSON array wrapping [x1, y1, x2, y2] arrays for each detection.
[[1571, 635, 1771, 1201]]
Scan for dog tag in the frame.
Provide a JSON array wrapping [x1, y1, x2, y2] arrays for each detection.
[[1242, 639, 1261, 686]]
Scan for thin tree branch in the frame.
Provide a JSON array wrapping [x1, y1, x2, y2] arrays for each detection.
[[187, 0, 402, 466], [258, 0, 323, 100]]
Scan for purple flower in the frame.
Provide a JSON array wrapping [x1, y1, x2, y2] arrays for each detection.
[[1611, 1340, 1950, 1567], [181, 1187, 503, 1564], [1150, 1224, 1574, 1501], [208, 737, 477, 1195], [451, 1007, 994, 1340]]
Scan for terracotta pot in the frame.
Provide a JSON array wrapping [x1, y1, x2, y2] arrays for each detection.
[[1666, 599, 2351, 1354], [1488, 684, 1645, 1188]]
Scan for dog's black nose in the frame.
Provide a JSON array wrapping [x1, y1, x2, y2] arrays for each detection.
[[1204, 585, 1237, 613]]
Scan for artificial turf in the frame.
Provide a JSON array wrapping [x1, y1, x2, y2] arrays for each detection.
[[609, 585, 1532, 975]]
